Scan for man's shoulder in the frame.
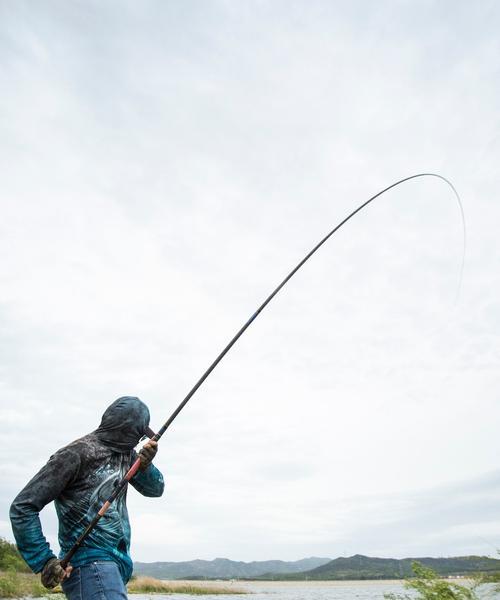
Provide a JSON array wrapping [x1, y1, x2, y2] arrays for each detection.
[[55, 433, 104, 460]]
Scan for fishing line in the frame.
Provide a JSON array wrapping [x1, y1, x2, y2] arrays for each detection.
[[61, 172, 466, 567]]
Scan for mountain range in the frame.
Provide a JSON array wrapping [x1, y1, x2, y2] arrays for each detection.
[[133, 554, 500, 580], [134, 556, 330, 579], [278, 554, 500, 580]]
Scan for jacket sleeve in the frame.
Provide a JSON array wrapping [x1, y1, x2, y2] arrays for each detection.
[[130, 453, 165, 498], [9, 448, 81, 573]]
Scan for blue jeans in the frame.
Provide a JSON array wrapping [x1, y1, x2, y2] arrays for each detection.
[[61, 561, 128, 600]]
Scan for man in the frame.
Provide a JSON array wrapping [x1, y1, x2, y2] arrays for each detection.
[[10, 396, 164, 599]]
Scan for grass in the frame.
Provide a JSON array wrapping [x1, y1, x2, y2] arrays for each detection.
[[0, 572, 246, 598], [0, 571, 48, 598], [127, 576, 247, 595]]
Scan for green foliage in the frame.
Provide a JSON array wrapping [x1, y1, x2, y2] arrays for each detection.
[[384, 561, 490, 600], [0, 571, 47, 598], [0, 537, 49, 598], [0, 571, 18, 598], [0, 537, 29, 573]]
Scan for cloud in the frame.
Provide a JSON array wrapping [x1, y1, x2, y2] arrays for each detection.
[[1, 0, 499, 562]]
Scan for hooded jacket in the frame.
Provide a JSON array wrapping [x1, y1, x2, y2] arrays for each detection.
[[10, 397, 164, 583]]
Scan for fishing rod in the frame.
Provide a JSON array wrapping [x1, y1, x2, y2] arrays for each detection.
[[60, 172, 465, 568]]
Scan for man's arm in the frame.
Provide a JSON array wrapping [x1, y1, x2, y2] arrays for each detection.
[[9, 448, 80, 574], [130, 441, 164, 497]]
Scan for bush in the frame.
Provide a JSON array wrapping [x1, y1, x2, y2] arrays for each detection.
[[0, 571, 47, 598], [384, 561, 493, 600], [0, 538, 29, 573]]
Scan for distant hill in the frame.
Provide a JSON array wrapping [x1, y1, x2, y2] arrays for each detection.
[[134, 554, 500, 581], [133, 556, 331, 579], [266, 554, 500, 580]]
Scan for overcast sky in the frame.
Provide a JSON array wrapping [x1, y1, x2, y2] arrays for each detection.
[[1, 0, 500, 564]]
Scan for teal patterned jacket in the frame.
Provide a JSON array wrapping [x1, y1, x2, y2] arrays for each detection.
[[10, 397, 164, 583]]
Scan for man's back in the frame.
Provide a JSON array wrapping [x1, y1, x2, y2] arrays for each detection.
[[10, 396, 164, 592]]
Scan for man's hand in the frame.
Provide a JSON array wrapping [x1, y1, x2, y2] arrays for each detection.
[[138, 440, 158, 471], [41, 558, 72, 589]]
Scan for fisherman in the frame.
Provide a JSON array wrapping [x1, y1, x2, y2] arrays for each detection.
[[10, 396, 164, 599]]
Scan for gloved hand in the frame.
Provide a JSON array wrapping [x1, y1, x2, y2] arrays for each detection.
[[41, 557, 72, 589], [138, 440, 158, 471]]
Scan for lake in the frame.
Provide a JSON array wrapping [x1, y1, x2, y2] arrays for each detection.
[[132, 580, 410, 599], [31, 578, 498, 600]]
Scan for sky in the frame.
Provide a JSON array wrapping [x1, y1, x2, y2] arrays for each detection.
[[0, 0, 499, 564]]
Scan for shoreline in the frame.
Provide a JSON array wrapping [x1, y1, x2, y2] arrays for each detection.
[[164, 577, 473, 586]]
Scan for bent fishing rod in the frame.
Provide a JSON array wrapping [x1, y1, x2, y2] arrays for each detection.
[[60, 172, 465, 568]]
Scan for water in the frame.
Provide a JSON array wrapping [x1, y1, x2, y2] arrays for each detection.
[[131, 580, 409, 600], [32, 579, 498, 600]]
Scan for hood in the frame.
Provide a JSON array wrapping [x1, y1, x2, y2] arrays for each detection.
[[94, 396, 150, 453]]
